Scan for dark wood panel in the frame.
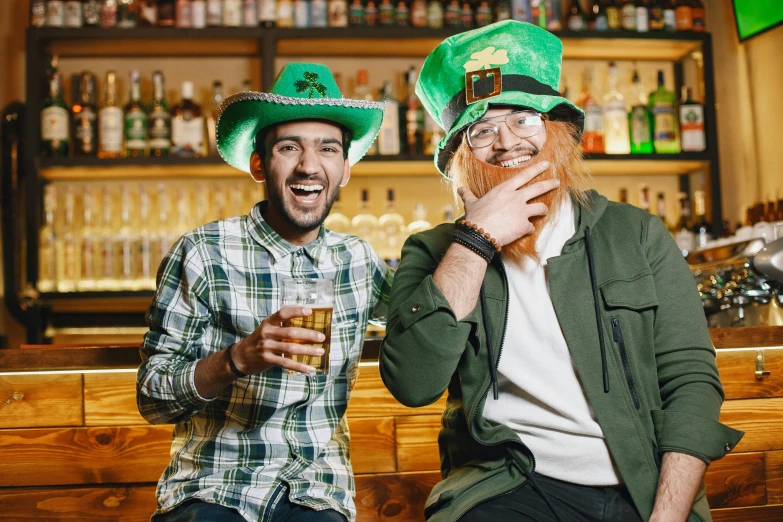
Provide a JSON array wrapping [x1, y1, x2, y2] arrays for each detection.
[[711, 504, 783, 522], [717, 348, 783, 400], [396, 415, 441, 473], [0, 346, 141, 372], [0, 485, 157, 521], [720, 398, 783, 453], [347, 364, 446, 418], [0, 426, 172, 487], [704, 452, 766, 508], [766, 450, 783, 505], [355, 471, 440, 522], [711, 327, 783, 349], [349, 417, 397, 474], [83, 373, 144, 426], [0, 375, 83, 428]]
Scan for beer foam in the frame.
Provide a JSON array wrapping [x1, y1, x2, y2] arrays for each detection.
[[305, 303, 334, 309]]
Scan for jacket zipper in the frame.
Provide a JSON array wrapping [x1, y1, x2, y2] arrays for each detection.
[[455, 259, 535, 521], [611, 318, 641, 410]]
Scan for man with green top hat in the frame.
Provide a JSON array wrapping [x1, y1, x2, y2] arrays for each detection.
[[137, 63, 392, 522], [380, 20, 742, 522]]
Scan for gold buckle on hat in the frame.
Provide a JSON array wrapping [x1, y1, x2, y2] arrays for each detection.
[[465, 68, 502, 105]]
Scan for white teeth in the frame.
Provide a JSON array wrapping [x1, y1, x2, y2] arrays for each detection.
[[499, 155, 532, 168], [290, 184, 324, 192]]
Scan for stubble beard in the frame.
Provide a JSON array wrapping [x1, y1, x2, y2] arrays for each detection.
[[267, 179, 340, 234]]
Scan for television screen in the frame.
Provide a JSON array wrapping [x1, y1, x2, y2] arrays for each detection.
[[733, 0, 783, 41]]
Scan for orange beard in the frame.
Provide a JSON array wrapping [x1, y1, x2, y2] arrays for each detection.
[[447, 120, 591, 263]]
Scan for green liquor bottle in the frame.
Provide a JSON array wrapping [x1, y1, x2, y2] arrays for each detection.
[[628, 66, 653, 154], [125, 70, 148, 157], [41, 71, 70, 158], [148, 71, 171, 157], [649, 70, 680, 154]]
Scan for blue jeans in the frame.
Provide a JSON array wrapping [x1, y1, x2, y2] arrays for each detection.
[[153, 496, 348, 522]]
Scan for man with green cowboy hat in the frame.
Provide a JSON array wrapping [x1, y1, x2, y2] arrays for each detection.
[[380, 20, 742, 522], [137, 63, 393, 522]]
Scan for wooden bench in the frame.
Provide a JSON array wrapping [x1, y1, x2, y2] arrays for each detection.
[[1, 327, 782, 521]]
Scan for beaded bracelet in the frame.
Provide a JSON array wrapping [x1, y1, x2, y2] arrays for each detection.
[[226, 344, 247, 378], [457, 220, 502, 253]]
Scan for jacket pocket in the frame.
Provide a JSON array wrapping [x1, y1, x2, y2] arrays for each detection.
[[600, 273, 659, 311], [424, 458, 507, 519], [611, 317, 641, 410]]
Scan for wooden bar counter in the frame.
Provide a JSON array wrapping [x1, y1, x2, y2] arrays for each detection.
[[1, 329, 782, 521]]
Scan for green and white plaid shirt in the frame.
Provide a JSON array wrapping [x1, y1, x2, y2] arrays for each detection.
[[138, 201, 393, 522]]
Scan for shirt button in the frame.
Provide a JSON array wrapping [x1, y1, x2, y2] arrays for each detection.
[[725, 443, 732, 452], [411, 305, 420, 313]]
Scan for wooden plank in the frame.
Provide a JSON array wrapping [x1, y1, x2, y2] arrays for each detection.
[[48, 38, 258, 57], [704, 452, 766, 508], [84, 373, 144, 426], [711, 504, 783, 522], [355, 471, 440, 522], [0, 375, 83, 428], [720, 398, 783, 453], [712, 327, 783, 349], [0, 485, 157, 521], [348, 417, 397, 474], [0, 347, 141, 372], [396, 415, 441, 473], [767, 450, 783, 505], [347, 364, 446, 418], [716, 348, 783, 400], [0, 426, 172, 487]]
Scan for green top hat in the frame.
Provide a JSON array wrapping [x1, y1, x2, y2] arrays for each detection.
[[216, 63, 385, 174], [416, 20, 585, 176]]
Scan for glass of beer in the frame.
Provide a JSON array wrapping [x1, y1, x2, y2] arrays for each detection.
[[281, 278, 334, 376]]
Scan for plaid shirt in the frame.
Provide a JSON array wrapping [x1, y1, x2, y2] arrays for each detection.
[[137, 201, 393, 522]]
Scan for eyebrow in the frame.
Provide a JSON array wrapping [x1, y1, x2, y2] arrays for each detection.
[[272, 135, 343, 148]]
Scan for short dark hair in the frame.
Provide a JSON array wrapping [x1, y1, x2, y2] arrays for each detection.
[[253, 121, 353, 160]]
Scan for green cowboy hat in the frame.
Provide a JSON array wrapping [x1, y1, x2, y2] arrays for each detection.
[[216, 62, 384, 174], [416, 20, 585, 176]]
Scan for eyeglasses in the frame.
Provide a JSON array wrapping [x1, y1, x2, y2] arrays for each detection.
[[465, 110, 545, 149]]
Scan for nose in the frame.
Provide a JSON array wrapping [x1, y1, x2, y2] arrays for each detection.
[[297, 146, 321, 176], [494, 120, 519, 152]]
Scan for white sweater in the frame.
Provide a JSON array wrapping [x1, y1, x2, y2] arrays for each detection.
[[481, 198, 622, 486]]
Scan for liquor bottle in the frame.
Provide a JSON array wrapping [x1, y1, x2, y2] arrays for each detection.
[[154, 182, 172, 270], [662, 0, 674, 30], [619, 0, 634, 30], [691, 189, 711, 249], [495, 0, 511, 22], [328, 0, 348, 26], [324, 192, 352, 233], [158, 0, 176, 24], [365, 0, 379, 25], [171, 81, 204, 158], [312, 0, 328, 25], [406, 203, 433, 235], [635, 0, 648, 32], [531, 0, 545, 27], [378, 189, 406, 268], [545, 0, 562, 31], [78, 187, 98, 291], [38, 185, 57, 293], [258, 0, 277, 25], [394, 0, 410, 26], [412, 0, 428, 27], [137, 186, 154, 290], [47, 0, 65, 27], [656, 192, 674, 232], [191, 0, 206, 26], [618, 187, 628, 203], [628, 66, 653, 154], [602, 62, 630, 154], [378, 81, 401, 156], [277, 0, 294, 26], [649, 70, 679, 154], [354, 71, 377, 154], [459, 0, 474, 28], [674, 194, 694, 255], [98, 71, 124, 159], [402, 66, 424, 155], [206, 0, 222, 24], [577, 67, 604, 154], [444, 0, 460, 27], [590, 0, 608, 30], [117, 0, 138, 27], [691, 0, 704, 31], [32, 1, 47, 27], [638, 183, 650, 212], [423, 110, 442, 156], [566, 0, 586, 31], [509, 0, 529, 22], [349, 0, 365, 25], [173, 187, 193, 240], [223, 0, 242, 25], [648, 0, 663, 29], [293, 0, 310, 26], [57, 186, 78, 293], [101, 0, 118, 27], [475, 0, 492, 27], [41, 71, 70, 158], [125, 70, 147, 157], [206, 80, 223, 156], [674, 0, 690, 30], [64, 0, 83, 26], [148, 71, 171, 157], [113, 185, 136, 290], [139, 0, 160, 24], [679, 86, 705, 152], [606, 0, 620, 29], [351, 189, 380, 248], [176, 0, 193, 27], [72, 72, 98, 157], [243, 0, 258, 25]]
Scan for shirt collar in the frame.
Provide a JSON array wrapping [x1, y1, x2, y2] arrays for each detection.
[[247, 201, 327, 265]]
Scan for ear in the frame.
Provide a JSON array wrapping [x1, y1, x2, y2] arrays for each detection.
[[339, 158, 351, 187], [250, 151, 265, 183]]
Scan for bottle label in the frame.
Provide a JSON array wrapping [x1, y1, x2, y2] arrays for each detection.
[[620, 5, 635, 30], [680, 104, 705, 151], [349, 0, 365, 25], [47, 1, 65, 26], [101, 2, 117, 27], [42, 106, 69, 141], [649, 7, 664, 30], [311, 0, 328, 26], [172, 116, 204, 154], [259, 0, 277, 22], [192, 1, 207, 27], [663, 9, 675, 30], [652, 104, 675, 141], [509, 0, 529, 23], [635, 7, 648, 31], [606, 7, 620, 29], [329, 0, 348, 26], [293, 0, 309, 26], [411, 1, 428, 27], [277, 1, 294, 25], [365, 1, 379, 25], [584, 103, 603, 133], [207, 0, 223, 24], [444, 0, 460, 26], [378, 100, 401, 155], [125, 109, 147, 150], [75, 108, 98, 153], [64, 1, 83, 27], [99, 107, 124, 153], [32, 1, 47, 27], [243, 0, 257, 25], [426, 2, 443, 28], [395, 2, 410, 25], [594, 15, 608, 31], [475, 2, 492, 27], [460, 3, 473, 27], [223, 0, 242, 25], [149, 107, 172, 150], [630, 106, 651, 144]]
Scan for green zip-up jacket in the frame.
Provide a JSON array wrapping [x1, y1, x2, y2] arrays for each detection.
[[380, 191, 744, 522]]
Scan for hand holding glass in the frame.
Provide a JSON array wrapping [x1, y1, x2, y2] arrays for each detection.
[[281, 278, 334, 376]]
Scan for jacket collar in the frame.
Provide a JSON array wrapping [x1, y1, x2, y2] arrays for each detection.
[[563, 189, 607, 251], [247, 201, 327, 265]]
